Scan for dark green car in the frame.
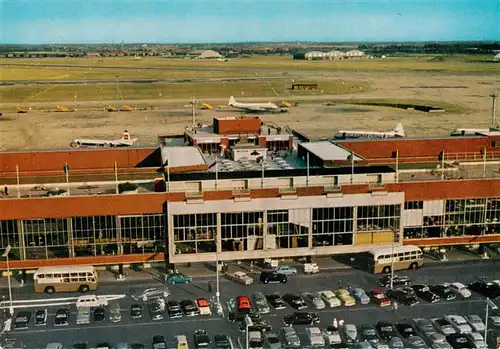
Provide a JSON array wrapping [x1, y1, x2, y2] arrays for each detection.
[[167, 273, 193, 284]]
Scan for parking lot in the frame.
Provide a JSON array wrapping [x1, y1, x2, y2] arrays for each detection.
[[3, 259, 500, 348]]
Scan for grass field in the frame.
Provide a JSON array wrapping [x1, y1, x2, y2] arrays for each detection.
[[0, 79, 370, 103], [1, 54, 497, 74]]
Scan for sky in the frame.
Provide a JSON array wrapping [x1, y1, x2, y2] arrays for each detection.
[[1, 0, 499, 44]]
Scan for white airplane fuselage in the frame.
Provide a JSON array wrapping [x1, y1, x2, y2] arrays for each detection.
[[228, 96, 280, 112], [334, 123, 405, 140]]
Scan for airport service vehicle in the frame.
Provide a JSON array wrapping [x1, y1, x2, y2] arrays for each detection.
[[468, 281, 500, 298], [13, 311, 31, 330], [336, 289, 356, 306], [370, 289, 391, 307], [33, 265, 98, 294], [252, 292, 270, 314], [108, 301, 122, 323], [193, 329, 211, 349], [411, 284, 440, 303], [196, 298, 212, 315], [369, 245, 423, 274], [259, 271, 287, 284], [429, 284, 456, 301], [263, 332, 281, 349], [445, 315, 472, 334], [343, 324, 358, 344], [464, 315, 485, 332], [376, 321, 398, 341], [54, 308, 70, 326], [273, 265, 298, 276], [132, 287, 170, 301], [303, 263, 320, 274], [351, 288, 370, 304], [323, 326, 342, 345], [279, 327, 301, 348], [76, 295, 108, 309], [319, 290, 341, 308], [166, 272, 193, 284], [360, 324, 379, 344], [301, 292, 326, 309], [229, 271, 254, 285], [445, 333, 475, 349], [306, 327, 325, 347], [395, 322, 418, 339], [180, 299, 199, 317], [35, 309, 47, 326], [282, 312, 320, 326], [167, 300, 183, 319], [282, 293, 307, 310], [76, 307, 90, 325], [93, 307, 106, 322], [266, 294, 287, 310], [152, 335, 167, 349], [130, 304, 142, 319], [214, 334, 233, 349], [378, 274, 411, 288], [446, 282, 471, 299], [431, 318, 456, 335]]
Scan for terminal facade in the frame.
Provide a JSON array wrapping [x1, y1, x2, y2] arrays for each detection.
[[1, 116, 500, 270]]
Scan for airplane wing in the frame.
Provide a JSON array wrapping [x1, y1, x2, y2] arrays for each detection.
[[246, 106, 266, 112]]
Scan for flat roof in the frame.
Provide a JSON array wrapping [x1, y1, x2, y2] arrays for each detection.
[[300, 141, 363, 161], [161, 146, 206, 167]]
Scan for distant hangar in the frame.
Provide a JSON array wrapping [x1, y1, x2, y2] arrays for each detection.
[[294, 50, 368, 60]]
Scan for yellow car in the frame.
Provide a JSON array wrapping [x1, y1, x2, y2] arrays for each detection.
[[336, 289, 356, 306]]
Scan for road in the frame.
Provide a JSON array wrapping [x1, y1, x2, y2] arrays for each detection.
[[3, 260, 500, 348]]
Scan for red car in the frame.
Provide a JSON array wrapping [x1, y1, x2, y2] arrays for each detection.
[[371, 289, 391, 307], [236, 295, 252, 313]]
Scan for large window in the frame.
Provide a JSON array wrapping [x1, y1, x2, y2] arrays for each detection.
[[0, 220, 20, 260], [486, 198, 500, 234], [445, 199, 486, 236], [120, 214, 165, 254], [72, 216, 117, 257], [312, 207, 354, 247], [221, 212, 263, 252], [173, 213, 216, 254], [23, 219, 69, 259], [357, 205, 400, 232], [267, 209, 309, 249]]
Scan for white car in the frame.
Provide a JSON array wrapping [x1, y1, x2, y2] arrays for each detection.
[[427, 333, 452, 349], [132, 287, 170, 301], [302, 292, 326, 310], [468, 332, 486, 349], [319, 290, 341, 308], [446, 282, 471, 299], [306, 327, 325, 347], [464, 315, 485, 332], [490, 316, 500, 328], [446, 315, 472, 334], [323, 326, 341, 345], [344, 324, 358, 344], [229, 271, 254, 285]]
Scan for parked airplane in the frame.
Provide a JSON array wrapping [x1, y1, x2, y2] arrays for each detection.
[[120, 105, 135, 112], [449, 128, 492, 136], [70, 130, 138, 148], [56, 105, 77, 112], [228, 96, 286, 113], [333, 123, 405, 139]]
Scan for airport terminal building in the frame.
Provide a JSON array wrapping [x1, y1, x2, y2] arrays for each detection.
[[1, 117, 500, 271]]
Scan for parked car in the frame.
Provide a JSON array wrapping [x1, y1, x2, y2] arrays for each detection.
[[306, 327, 325, 348], [263, 332, 282, 349], [445, 315, 472, 334], [370, 289, 391, 307], [431, 318, 456, 335], [413, 318, 437, 338], [406, 336, 428, 348], [411, 284, 440, 303], [54, 308, 70, 327], [166, 272, 192, 284], [180, 299, 199, 317], [193, 329, 211, 349], [426, 332, 452, 349], [196, 298, 212, 316], [13, 311, 31, 330], [108, 302, 121, 323], [343, 324, 358, 344], [266, 294, 287, 310], [236, 295, 253, 313], [282, 294, 307, 310], [387, 337, 405, 349], [214, 334, 233, 349], [378, 274, 410, 288], [468, 281, 500, 298], [259, 271, 287, 284], [282, 312, 320, 326], [239, 312, 272, 333], [395, 322, 418, 339], [351, 288, 370, 305], [467, 332, 486, 349], [229, 271, 254, 285], [336, 289, 356, 306], [93, 307, 106, 322], [252, 292, 270, 314], [301, 292, 326, 310], [464, 315, 485, 332], [148, 301, 164, 321], [76, 295, 108, 309], [386, 288, 419, 306], [376, 321, 398, 341], [319, 290, 342, 308], [166, 300, 183, 319], [445, 333, 475, 349], [130, 304, 142, 319], [248, 331, 264, 349], [279, 327, 300, 348], [323, 326, 342, 345], [428, 285, 456, 301], [132, 287, 170, 301], [76, 307, 90, 325], [34, 309, 47, 326], [152, 335, 166, 349], [360, 324, 379, 344], [445, 282, 471, 299], [273, 265, 298, 276]]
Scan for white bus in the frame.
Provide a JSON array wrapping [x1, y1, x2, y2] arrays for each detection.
[[368, 245, 424, 274], [33, 265, 98, 294]]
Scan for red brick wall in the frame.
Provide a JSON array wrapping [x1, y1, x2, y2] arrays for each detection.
[[214, 117, 261, 135]]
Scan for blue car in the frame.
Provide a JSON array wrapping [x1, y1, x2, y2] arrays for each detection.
[[273, 265, 298, 276]]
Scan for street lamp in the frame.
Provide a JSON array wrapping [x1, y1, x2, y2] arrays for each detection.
[[215, 248, 221, 316], [484, 297, 498, 342], [390, 228, 397, 290], [244, 315, 253, 349], [2, 245, 13, 315]]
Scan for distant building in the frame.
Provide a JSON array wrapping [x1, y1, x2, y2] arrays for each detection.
[[494, 54, 500, 62], [325, 50, 346, 60], [191, 50, 223, 59], [345, 50, 366, 59], [304, 51, 327, 60], [292, 83, 319, 91]]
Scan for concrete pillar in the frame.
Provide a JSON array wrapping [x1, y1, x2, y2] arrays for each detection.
[[167, 213, 174, 264], [115, 216, 123, 255], [216, 213, 222, 254], [67, 218, 75, 258], [352, 206, 358, 245], [307, 208, 313, 249], [17, 219, 26, 260], [398, 203, 404, 243]]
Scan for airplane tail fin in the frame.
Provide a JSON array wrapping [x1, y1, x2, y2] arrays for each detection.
[[228, 96, 236, 106], [122, 130, 130, 141], [394, 123, 405, 137]]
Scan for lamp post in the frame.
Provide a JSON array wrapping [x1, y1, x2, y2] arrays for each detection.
[[2, 245, 13, 315], [390, 228, 396, 290], [244, 315, 253, 349], [215, 248, 221, 316], [484, 297, 498, 342]]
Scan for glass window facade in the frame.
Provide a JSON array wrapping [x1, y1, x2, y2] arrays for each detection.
[[23, 219, 69, 260], [72, 216, 117, 256], [357, 205, 400, 232], [267, 209, 309, 249], [173, 213, 216, 254], [312, 207, 353, 247], [221, 211, 264, 252], [0, 220, 20, 260]]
